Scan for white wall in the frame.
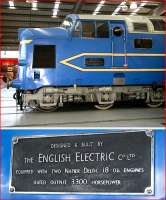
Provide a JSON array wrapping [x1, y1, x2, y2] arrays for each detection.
[[0, 51, 18, 59]]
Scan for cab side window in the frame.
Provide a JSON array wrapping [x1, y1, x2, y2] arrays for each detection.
[[73, 21, 109, 38], [150, 19, 164, 31], [96, 22, 109, 38], [134, 39, 152, 49], [82, 22, 95, 38], [32, 45, 55, 68], [73, 21, 81, 37]]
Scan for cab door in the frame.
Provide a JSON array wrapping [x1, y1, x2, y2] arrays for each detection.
[[110, 22, 127, 68]]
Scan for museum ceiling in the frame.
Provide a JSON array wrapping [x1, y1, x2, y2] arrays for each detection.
[[1, 0, 165, 50]]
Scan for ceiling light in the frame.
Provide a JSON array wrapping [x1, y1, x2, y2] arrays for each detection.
[[112, 1, 126, 15], [112, 7, 121, 15], [52, 10, 58, 18], [93, 12, 100, 15], [92, 0, 105, 15], [130, 2, 137, 10], [52, 1, 61, 18], [9, 1, 16, 9], [100, 0, 105, 4], [130, 2, 147, 15], [121, 4, 128, 11], [54, 1, 60, 9], [94, 5, 102, 13], [32, 1, 38, 10], [140, 2, 147, 7]]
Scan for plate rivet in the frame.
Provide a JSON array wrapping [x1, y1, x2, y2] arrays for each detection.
[[10, 187, 15, 192], [147, 188, 152, 194]]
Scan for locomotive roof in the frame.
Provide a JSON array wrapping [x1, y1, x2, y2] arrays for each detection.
[[67, 14, 164, 33], [77, 14, 164, 21], [19, 14, 164, 40]]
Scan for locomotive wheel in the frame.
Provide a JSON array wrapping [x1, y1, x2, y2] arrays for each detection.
[[37, 105, 58, 112], [94, 103, 114, 110], [13, 92, 17, 100], [146, 88, 163, 108], [146, 101, 163, 108], [29, 100, 58, 112]]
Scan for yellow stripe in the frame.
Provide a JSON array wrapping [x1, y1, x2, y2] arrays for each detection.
[[60, 52, 165, 72], [60, 61, 164, 72], [78, 53, 165, 56]]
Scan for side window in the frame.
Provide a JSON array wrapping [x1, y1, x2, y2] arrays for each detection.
[[85, 58, 104, 67], [150, 19, 164, 31], [73, 21, 81, 37], [82, 22, 95, 38], [134, 39, 152, 49], [96, 22, 109, 38], [32, 45, 55, 68], [133, 23, 148, 32]]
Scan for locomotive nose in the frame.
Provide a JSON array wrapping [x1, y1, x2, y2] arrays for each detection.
[[28, 27, 69, 39], [18, 27, 69, 44]]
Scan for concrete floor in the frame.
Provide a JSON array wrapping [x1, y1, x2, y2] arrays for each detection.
[[2, 87, 164, 128]]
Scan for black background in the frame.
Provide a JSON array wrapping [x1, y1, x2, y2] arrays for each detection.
[[11, 131, 152, 193]]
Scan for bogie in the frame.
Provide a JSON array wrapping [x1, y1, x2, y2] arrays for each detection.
[[15, 86, 163, 111]]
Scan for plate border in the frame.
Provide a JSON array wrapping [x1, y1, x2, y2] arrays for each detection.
[[9, 130, 155, 196]]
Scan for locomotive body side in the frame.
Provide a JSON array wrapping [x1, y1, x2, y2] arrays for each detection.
[[9, 14, 164, 111]]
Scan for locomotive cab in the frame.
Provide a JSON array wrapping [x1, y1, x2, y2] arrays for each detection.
[[8, 14, 164, 111]]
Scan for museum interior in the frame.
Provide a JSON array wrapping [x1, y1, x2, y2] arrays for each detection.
[[1, 0, 165, 127], [0, 1, 165, 200]]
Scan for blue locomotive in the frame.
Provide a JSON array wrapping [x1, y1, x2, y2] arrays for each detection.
[[9, 14, 165, 111]]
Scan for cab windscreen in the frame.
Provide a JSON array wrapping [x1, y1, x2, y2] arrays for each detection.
[[32, 45, 55, 68]]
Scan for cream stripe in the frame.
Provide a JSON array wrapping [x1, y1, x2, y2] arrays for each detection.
[[60, 60, 164, 72], [81, 53, 165, 56], [60, 52, 165, 72], [62, 53, 165, 63]]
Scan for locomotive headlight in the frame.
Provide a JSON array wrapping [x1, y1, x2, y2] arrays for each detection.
[[20, 40, 32, 44]]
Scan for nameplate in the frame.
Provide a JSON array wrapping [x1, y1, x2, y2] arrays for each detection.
[[10, 131, 153, 195]]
